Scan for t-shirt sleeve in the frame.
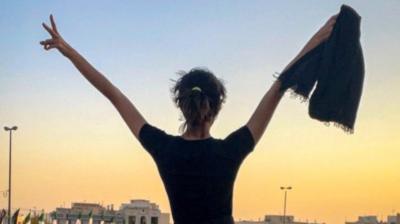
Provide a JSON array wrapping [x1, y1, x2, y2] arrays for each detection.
[[223, 124, 256, 162], [138, 123, 170, 157]]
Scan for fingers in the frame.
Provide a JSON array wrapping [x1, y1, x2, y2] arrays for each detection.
[[42, 22, 58, 38], [326, 13, 339, 26], [43, 43, 57, 50], [330, 14, 339, 20], [319, 14, 337, 39], [42, 14, 60, 37], [50, 14, 59, 34], [313, 14, 337, 43], [40, 38, 58, 50], [40, 14, 62, 51], [40, 39, 55, 46]]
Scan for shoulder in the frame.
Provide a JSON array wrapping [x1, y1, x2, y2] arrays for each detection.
[[138, 123, 174, 156], [224, 125, 255, 145], [222, 124, 256, 161], [139, 123, 169, 138]]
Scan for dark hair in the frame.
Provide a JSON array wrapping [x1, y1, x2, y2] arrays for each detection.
[[170, 67, 226, 133]]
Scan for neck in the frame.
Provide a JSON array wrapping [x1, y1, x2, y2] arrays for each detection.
[[182, 123, 212, 140]]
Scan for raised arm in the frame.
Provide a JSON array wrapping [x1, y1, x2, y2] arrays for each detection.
[[246, 14, 338, 145], [40, 15, 146, 139]]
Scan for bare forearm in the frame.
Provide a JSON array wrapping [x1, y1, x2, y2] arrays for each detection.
[[247, 38, 320, 143], [247, 80, 284, 144], [65, 46, 146, 136], [282, 38, 320, 73], [245, 14, 338, 145], [65, 47, 146, 137], [65, 47, 119, 101], [40, 14, 147, 139], [283, 15, 338, 74]]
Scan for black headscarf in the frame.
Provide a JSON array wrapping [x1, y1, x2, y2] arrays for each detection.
[[277, 4, 365, 133]]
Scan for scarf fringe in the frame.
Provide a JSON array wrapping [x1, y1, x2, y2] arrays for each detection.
[[283, 84, 310, 103], [287, 87, 309, 103], [323, 121, 354, 134], [285, 86, 355, 134]]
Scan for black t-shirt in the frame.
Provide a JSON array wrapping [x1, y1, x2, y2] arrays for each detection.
[[138, 123, 255, 224]]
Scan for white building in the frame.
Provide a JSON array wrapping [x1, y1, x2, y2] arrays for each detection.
[[119, 200, 169, 224], [51, 200, 169, 224], [53, 202, 122, 224], [346, 214, 400, 224], [236, 215, 323, 224]]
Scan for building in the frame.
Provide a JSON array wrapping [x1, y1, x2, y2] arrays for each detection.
[[53, 202, 122, 224], [264, 215, 295, 224], [51, 200, 169, 224], [346, 216, 380, 224], [236, 215, 323, 224], [119, 199, 169, 224], [346, 214, 400, 224], [236, 221, 265, 224], [387, 214, 400, 224]]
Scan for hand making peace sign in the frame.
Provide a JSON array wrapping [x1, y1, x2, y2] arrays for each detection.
[[40, 14, 72, 57]]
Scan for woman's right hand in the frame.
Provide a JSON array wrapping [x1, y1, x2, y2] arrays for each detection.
[[40, 14, 73, 57]]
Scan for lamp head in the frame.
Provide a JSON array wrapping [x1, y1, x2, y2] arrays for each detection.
[[4, 126, 18, 131]]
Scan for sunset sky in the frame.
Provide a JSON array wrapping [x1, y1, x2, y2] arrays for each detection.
[[1, 1, 399, 224]]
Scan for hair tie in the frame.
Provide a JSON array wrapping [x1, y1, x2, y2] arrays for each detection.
[[191, 86, 202, 92]]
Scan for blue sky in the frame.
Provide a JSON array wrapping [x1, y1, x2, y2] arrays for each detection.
[[1, 1, 399, 120]]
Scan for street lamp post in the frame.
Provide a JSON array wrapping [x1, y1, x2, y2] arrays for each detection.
[[4, 126, 18, 224], [280, 186, 292, 224]]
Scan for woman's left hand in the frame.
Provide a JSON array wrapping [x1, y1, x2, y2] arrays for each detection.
[[281, 13, 338, 73], [308, 14, 338, 49]]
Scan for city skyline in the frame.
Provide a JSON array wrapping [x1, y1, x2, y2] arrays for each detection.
[[2, 199, 399, 224], [1, 1, 399, 224]]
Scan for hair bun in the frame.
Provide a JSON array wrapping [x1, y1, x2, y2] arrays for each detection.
[[171, 68, 226, 133]]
